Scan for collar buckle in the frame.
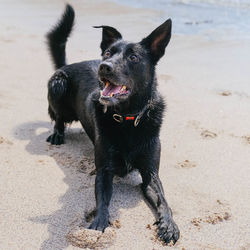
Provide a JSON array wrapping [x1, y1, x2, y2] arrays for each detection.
[[113, 114, 123, 123]]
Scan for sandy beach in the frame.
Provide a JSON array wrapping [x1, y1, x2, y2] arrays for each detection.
[[0, 0, 250, 249]]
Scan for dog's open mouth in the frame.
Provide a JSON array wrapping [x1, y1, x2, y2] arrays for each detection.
[[100, 79, 130, 98]]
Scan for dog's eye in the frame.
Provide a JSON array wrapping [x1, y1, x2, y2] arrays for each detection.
[[104, 50, 111, 58], [129, 54, 138, 62]]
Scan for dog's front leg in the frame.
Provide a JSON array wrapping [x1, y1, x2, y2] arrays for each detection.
[[141, 171, 179, 244], [89, 169, 113, 231], [138, 142, 180, 244], [89, 144, 114, 232], [47, 70, 68, 145]]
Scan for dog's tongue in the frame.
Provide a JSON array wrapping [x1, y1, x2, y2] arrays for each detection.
[[102, 83, 123, 96]]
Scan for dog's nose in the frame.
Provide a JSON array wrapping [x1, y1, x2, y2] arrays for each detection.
[[99, 62, 113, 75]]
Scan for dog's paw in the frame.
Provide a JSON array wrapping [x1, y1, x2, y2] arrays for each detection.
[[48, 70, 68, 98], [46, 131, 64, 145], [156, 215, 180, 245], [88, 215, 109, 232]]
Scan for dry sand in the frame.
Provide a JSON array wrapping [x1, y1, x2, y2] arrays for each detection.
[[0, 0, 250, 249]]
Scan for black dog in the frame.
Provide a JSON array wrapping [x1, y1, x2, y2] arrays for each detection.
[[46, 4, 180, 245]]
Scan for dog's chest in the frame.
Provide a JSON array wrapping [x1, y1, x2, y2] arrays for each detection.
[[114, 158, 133, 177], [112, 134, 144, 177]]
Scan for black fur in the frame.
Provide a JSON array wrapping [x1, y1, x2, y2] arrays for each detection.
[[46, 4, 180, 245], [93, 25, 122, 55], [46, 4, 75, 69], [140, 19, 172, 65]]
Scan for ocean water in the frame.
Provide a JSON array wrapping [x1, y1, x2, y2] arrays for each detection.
[[113, 0, 250, 40]]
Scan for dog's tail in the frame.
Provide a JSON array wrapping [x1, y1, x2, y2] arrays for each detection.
[[46, 4, 75, 69]]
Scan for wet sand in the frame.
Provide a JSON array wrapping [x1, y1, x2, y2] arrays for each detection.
[[0, 0, 250, 249]]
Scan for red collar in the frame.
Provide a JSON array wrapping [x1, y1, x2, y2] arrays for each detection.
[[112, 100, 152, 127]]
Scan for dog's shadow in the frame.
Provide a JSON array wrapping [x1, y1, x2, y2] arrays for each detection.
[[14, 121, 142, 250]]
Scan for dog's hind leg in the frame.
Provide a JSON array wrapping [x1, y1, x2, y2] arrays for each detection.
[[48, 69, 68, 100], [46, 116, 65, 145], [46, 70, 68, 145]]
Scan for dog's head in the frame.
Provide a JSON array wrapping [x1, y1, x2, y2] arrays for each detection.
[[95, 20, 172, 106]]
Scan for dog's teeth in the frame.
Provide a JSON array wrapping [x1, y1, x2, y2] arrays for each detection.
[[100, 90, 103, 96], [110, 92, 114, 97], [105, 81, 110, 87], [122, 85, 127, 91]]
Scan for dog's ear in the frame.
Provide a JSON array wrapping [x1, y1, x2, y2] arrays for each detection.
[[94, 26, 122, 55], [140, 19, 172, 64]]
